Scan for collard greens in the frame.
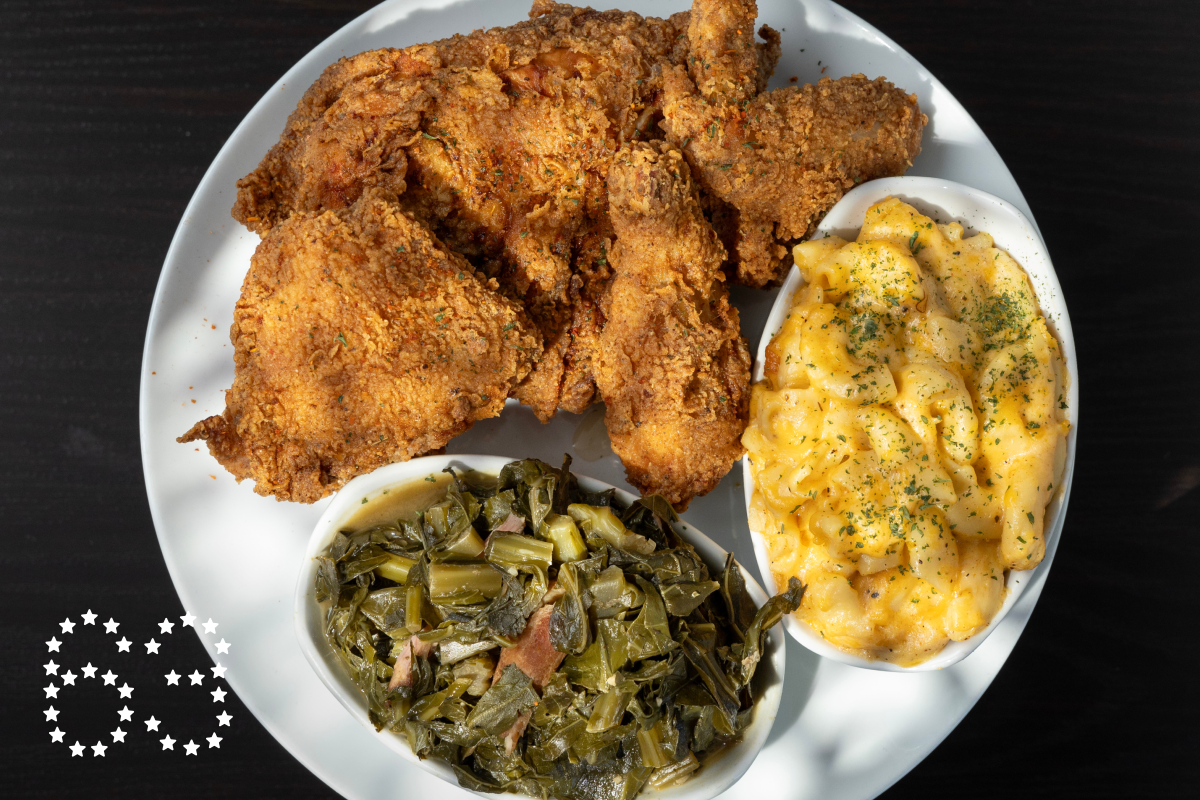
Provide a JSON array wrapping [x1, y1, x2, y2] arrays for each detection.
[[316, 457, 804, 800]]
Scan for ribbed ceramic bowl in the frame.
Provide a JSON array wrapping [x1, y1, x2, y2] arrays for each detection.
[[743, 176, 1078, 672], [297, 454, 786, 799]]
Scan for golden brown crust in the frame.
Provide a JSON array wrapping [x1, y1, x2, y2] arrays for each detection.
[[231, 3, 692, 419], [663, 1, 926, 287], [595, 143, 750, 509], [181, 190, 540, 502]]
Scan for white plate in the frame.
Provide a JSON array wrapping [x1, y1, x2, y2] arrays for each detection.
[[295, 455, 786, 800], [742, 176, 1078, 671], [140, 1, 1056, 798]]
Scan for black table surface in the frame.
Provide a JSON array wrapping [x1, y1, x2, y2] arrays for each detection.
[[2, 0, 1197, 797]]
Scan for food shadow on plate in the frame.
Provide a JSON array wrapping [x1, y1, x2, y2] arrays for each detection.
[[764, 635, 820, 747]]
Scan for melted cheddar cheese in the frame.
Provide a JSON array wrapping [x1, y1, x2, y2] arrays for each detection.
[[743, 198, 1069, 666]]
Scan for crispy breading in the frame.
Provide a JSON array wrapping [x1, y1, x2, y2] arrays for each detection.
[[232, 2, 696, 419], [663, 0, 927, 287], [596, 143, 750, 509], [180, 190, 540, 502]]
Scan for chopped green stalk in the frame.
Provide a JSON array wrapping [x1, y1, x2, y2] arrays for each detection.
[[444, 527, 485, 558], [425, 502, 452, 538], [636, 722, 671, 769], [589, 566, 627, 606], [586, 689, 629, 733], [484, 533, 554, 572], [410, 677, 472, 722], [428, 563, 503, 604], [375, 553, 416, 584], [452, 654, 496, 696], [568, 504, 655, 555], [544, 514, 587, 562], [648, 750, 699, 789], [414, 626, 455, 646], [404, 584, 424, 632], [439, 639, 499, 665]]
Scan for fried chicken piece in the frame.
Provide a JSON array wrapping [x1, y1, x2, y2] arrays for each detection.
[[662, 0, 927, 287], [179, 190, 541, 503], [232, 1, 698, 420], [595, 143, 750, 509]]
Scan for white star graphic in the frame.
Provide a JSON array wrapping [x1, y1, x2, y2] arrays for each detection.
[[211, 662, 228, 679], [214, 639, 231, 654], [82, 663, 97, 679], [102, 670, 117, 686], [91, 742, 107, 757], [81, 610, 97, 625], [118, 683, 134, 699], [59, 618, 75, 635], [46, 637, 61, 653], [206, 733, 222, 749], [44, 660, 58, 676], [145, 639, 161, 655], [103, 618, 119, 634], [211, 687, 227, 703], [145, 716, 161, 732], [118, 706, 134, 722], [44, 707, 59, 722], [216, 711, 232, 727], [202, 619, 219, 634], [69, 741, 85, 757], [183, 740, 199, 756], [61, 670, 77, 686], [159, 618, 175, 635], [189, 670, 204, 686], [49, 728, 65, 743], [160, 735, 175, 751], [111, 728, 127, 744], [116, 637, 132, 653], [165, 670, 181, 686], [44, 684, 59, 699], [180, 613, 197, 627]]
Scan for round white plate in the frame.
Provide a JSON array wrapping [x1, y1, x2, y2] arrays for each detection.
[[140, 2, 1055, 799]]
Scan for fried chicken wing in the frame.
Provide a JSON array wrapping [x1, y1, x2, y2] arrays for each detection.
[[180, 190, 540, 503], [595, 143, 750, 508], [663, 0, 927, 287]]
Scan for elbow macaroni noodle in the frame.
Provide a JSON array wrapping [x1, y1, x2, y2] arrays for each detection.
[[743, 198, 1069, 666]]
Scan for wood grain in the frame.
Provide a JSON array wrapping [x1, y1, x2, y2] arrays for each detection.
[[0, 0, 1195, 797]]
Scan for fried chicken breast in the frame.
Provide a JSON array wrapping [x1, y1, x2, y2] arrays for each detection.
[[180, 190, 541, 502], [232, 1, 698, 419], [596, 143, 750, 508], [662, 0, 927, 287]]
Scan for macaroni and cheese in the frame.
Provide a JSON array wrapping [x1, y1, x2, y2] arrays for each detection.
[[743, 197, 1069, 665]]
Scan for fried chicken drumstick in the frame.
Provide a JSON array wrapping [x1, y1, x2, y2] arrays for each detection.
[[180, 190, 540, 502], [596, 143, 750, 507]]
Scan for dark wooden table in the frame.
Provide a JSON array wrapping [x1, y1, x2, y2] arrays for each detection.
[[2, 0, 1196, 796]]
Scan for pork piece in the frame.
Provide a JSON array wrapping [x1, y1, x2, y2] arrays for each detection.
[[594, 143, 750, 509], [387, 630, 436, 691], [179, 190, 540, 503], [662, 0, 927, 287], [491, 604, 564, 691], [232, 1, 698, 419], [490, 602, 566, 754]]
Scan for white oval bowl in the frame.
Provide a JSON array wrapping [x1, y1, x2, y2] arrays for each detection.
[[297, 454, 786, 799], [743, 176, 1079, 672]]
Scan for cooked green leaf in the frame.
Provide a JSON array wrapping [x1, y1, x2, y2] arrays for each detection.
[[466, 664, 540, 736]]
